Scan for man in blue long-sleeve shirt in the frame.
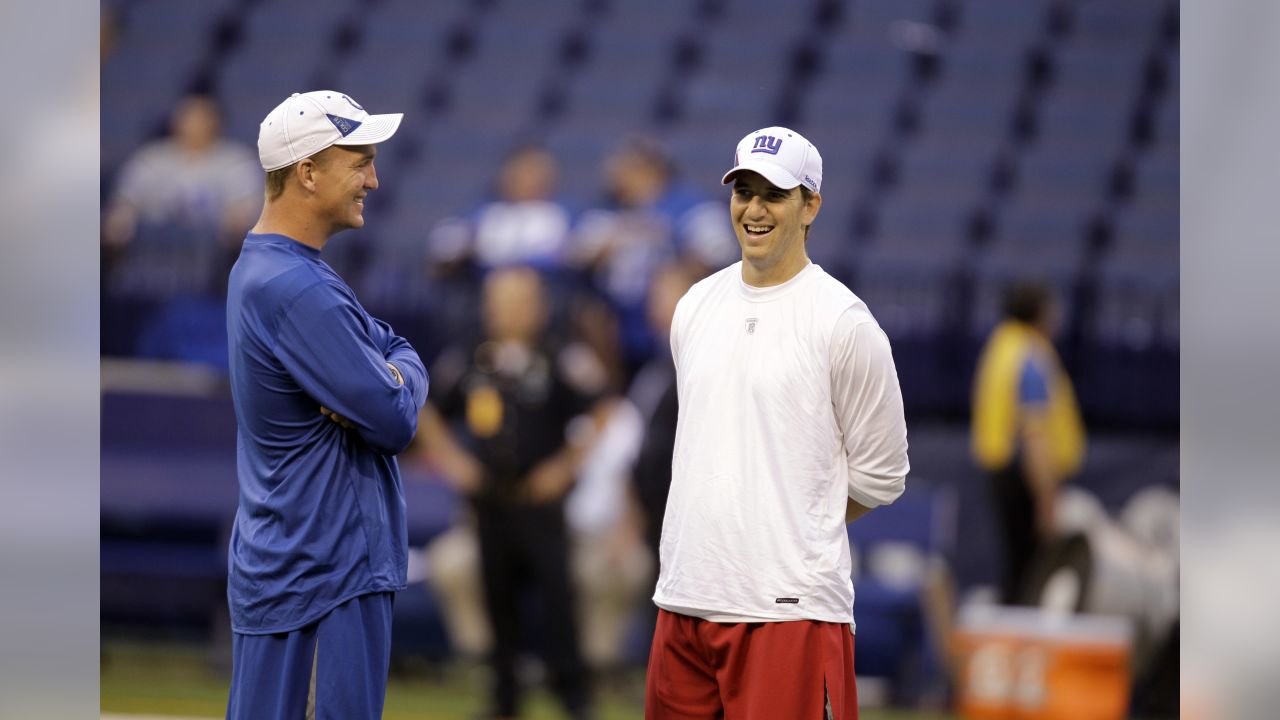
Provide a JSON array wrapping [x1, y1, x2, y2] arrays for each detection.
[[224, 91, 427, 720]]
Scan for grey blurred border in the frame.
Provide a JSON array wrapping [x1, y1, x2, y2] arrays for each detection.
[[0, 0, 101, 718], [1183, 0, 1280, 718]]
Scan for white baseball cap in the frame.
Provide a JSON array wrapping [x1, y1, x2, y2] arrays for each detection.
[[258, 90, 403, 172], [721, 126, 823, 194]]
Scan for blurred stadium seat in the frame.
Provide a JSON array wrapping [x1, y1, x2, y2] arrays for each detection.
[[1068, 0, 1167, 50], [953, 0, 1053, 43]]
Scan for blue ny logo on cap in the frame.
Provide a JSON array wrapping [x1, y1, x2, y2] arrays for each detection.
[[751, 135, 783, 155], [327, 114, 362, 137]]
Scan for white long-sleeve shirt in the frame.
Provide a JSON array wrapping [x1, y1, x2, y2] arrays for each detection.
[[652, 261, 910, 627]]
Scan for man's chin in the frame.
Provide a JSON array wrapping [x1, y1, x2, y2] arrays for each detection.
[[330, 215, 365, 235]]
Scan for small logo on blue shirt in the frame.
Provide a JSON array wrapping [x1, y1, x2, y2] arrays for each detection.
[[327, 114, 362, 137]]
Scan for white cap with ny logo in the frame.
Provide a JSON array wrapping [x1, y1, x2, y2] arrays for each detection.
[[721, 126, 823, 194]]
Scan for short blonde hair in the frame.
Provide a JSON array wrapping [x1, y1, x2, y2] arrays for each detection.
[[264, 165, 291, 200], [263, 147, 338, 200]]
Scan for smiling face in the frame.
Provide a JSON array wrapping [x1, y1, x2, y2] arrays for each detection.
[[730, 171, 821, 285], [310, 144, 378, 233]]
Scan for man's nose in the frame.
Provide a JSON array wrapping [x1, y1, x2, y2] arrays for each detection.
[[365, 163, 379, 189]]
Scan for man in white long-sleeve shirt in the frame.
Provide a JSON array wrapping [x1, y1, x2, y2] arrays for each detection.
[[643, 127, 910, 720]]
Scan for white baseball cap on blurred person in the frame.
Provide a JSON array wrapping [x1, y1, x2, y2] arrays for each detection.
[[257, 90, 403, 172], [721, 126, 822, 194]]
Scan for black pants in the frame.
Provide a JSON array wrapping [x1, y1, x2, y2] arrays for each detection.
[[474, 497, 590, 718], [988, 462, 1039, 605]]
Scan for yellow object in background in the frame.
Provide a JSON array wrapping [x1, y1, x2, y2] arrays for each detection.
[[971, 321, 1085, 476], [466, 385, 503, 438]]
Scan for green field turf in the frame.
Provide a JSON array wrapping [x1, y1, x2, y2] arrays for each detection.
[[101, 641, 957, 720]]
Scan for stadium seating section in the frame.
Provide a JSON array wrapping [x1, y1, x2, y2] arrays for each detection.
[[102, 0, 1178, 428]]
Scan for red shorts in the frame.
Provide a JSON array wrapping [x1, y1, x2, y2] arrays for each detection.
[[644, 608, 858, 720]]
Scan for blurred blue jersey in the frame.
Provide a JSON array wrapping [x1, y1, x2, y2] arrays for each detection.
[[225, 233, 428, 634]]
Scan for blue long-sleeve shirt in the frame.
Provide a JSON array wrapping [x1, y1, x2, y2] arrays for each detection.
[[225, 232, 428, 634]]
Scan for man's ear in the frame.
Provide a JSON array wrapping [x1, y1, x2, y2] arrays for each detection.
[[296, 158, 318, 193], [803, 191, 822, 226]]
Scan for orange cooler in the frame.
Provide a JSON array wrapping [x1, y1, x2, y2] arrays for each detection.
[[953, 606, 1133, 720]]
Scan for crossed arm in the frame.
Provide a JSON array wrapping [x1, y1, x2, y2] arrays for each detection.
[[276, 283, 428, 454]]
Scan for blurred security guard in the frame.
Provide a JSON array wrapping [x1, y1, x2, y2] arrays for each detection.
[[418, 265, 606, 720]]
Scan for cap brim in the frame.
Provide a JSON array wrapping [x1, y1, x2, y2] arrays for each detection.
[[334, 112, 403, 146], [721, 160, 802, 189]]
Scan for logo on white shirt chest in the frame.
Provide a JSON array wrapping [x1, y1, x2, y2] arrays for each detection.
[[745, 317, 758, 335]]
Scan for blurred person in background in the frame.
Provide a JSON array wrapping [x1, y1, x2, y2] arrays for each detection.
[[626, 262, 696, 663], [424, 144, 578, 371], [645, 128, 910, 719], [570, 135, 736, 379], [629, 262, 697, 570], [563, 393, 652, 682], [416, 265, 611, 720], [417, 271, 652, 687], [971, 280, 1086, 605], [428, 144, 573, 272], [224, 91, 426, 720], [419, 393, 650, 694], [103, 94, 260, 255], [100, 95, 261, 366]]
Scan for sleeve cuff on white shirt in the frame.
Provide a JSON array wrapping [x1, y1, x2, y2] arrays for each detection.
[[848, 471, 906, 508]]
